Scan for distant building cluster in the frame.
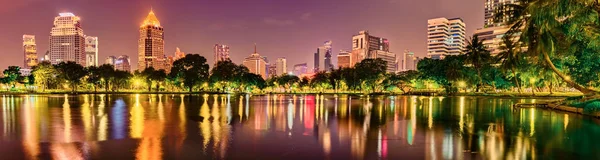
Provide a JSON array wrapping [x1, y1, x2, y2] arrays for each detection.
[[14, 0, 522, 76]]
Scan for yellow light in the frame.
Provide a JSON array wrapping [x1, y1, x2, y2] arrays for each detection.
[[565, 76, 571, 81], [458, 81, 466, 87], [529, 78, 536, 84]]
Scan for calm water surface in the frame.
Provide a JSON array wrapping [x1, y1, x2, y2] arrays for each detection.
[[0, 94, 599, 159]]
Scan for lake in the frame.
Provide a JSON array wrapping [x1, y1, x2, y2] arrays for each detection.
[[0, 94, 599, 159]]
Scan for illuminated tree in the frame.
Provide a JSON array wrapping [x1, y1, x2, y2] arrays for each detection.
[[464, 35, 492, 92], [55, 62, 87, 92], [169, 54, 209, 92]]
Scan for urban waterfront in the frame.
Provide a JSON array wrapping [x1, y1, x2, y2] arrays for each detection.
[[0, 94, 598, 159]]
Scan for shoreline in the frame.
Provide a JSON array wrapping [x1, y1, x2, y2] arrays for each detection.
[[0, 91, 583, 99]]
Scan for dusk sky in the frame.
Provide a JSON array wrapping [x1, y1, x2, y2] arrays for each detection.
[[0, 0, 483, 70]]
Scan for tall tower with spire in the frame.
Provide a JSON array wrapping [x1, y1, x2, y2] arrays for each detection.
[[242, 44, 267, 79], [138, 9, 165, 70]]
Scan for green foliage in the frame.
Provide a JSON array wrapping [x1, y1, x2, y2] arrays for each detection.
[[55, 62, 87, 92], [2, 66, 22, 89], [169, 54, 210, 92]]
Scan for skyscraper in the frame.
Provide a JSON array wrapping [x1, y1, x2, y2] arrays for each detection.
[[337, 50, 351, 68], [105, 56, 117, 65], [138, 9, 165, 71], [314, 41, 333, 72], [427, 17, 466, 59], [242, 45, 267, 79], [351, 31, 397, 73], [174, 47, 186, 60], [85, 36, 98, 67], [485, 0, 520, 27], [23, 35, 38, 69], [293, 63, 308, 76], [476, 0, 520, 55], [49, 12, 86, 65], [115, 55, 131, 72], [402, 50, 419, 71], [275, 57, 287, 76], [214, 44, 230, 66]]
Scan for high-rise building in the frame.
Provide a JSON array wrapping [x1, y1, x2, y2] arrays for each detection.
[[337, 50, 351, 68], [485, 0, 520, 27], [293, 63, 308, 76], [242, 45, 267, 79], [41, 51, 50, 62], [351, 31, 396, 72], [23, 35, 38, 68], [275, 57, 287, 76], [174, 47, 186, 60], [84, 36, 98, 67], [268, 65, 277, 78], [214, 44, 230, 66], [164, 55, 174, 72], [49, 12, 86, 65], [402, 50, 419, 71], [115, 55, 131, 72], [138, 9, 165, 71], [477, 0, 521, 55], [105, 56, 117, 65], [314, 41, 333, 72], [427, 17, 467, 59]]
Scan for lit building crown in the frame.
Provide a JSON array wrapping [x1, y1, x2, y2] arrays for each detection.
[[142, 10, 161, 27]]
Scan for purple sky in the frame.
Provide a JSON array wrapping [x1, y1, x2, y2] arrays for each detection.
[[0, 0, 483, 70]]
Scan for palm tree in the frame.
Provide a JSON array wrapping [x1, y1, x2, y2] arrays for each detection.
[[496, 0, 600, 94], [497, 35, 523, 93], [464, 35, 491, 92]]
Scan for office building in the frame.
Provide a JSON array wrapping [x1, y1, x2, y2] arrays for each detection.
[[242, 45, 267, 79], [337, 50, 351, 68], [314, 41, 333, 72], [402, 51, 419, 71], [293, 63, 308, 76], [23, 35, 38, 68], [275, 58, 287, 76], [84, 36, 98, 67], [427, 17, 467, 59], [49, 12, 86, 65], [268, 65, 277, 78], [138, 9, 165, 71], [214, 44, 230, 66], [485, 0, 520, 27], [174, 47, 185, 60], [115, 55, 131, 72], [105, 56, 117, 65], [351, 30, 396, 72]]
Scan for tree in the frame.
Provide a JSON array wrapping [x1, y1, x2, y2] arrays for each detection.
[[86, 66, 102, 92], [240, 73, 266, 92], [55, 62, 87, 92], [210, 60, 249, 92], [97, 64, 115, 92], [354, 58, 387, 92], [152, 69, 167, 91], [497, 35, 523, 93], [169, 54, 210, 92], [111, 70, 132, 92], [464, 35, 492, 92], [32, 61, 57, 92], [310, 71, 330, 91], [142, 67, 157, 92], [2, 66, 21, 90], [497, 0, 600, 94]]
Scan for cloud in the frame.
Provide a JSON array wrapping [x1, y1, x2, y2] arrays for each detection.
[[263, 18, 295, 26], [300, 12, 312, 20]]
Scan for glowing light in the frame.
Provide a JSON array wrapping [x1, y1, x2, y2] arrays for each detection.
[[59, 12, 75, 17]]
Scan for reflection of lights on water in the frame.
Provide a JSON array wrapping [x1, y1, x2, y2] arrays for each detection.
[[63, 94, 72, 142], [129, 95, 144, 138], [98, 95, 107, 141], [199, 96, 210, 150], [564, 114, 569, 131], [442, 131, 453, 159], [287, 101, 294, 131], [530, 108, 535, 136], [459, 97, 465, 133], [428, 97, 433, 129]]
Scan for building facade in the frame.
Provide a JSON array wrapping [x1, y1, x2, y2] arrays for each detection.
[[485, 0, 520, 27], [242, 45, 268, 79], [115, 55, 131, 72], [293, 63, 308, 76], [174, 47, 185, 60], [49, 12, 86, 65], [84, 36, 98, 67], [23, 35, 38, 69], [105, 56, 117, 65], [351, 30, 396, 72], [138, 9, 165, 71], [402, 51, 420, 71], [314, 41, 333, 72], [427, 17, 467, 59], [275, 58, 287, 76], [337, 50, 351, 68], [214, 44, 230, 66]]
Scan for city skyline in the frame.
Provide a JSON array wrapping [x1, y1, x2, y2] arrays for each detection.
[[0, 0, 484, 70]]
